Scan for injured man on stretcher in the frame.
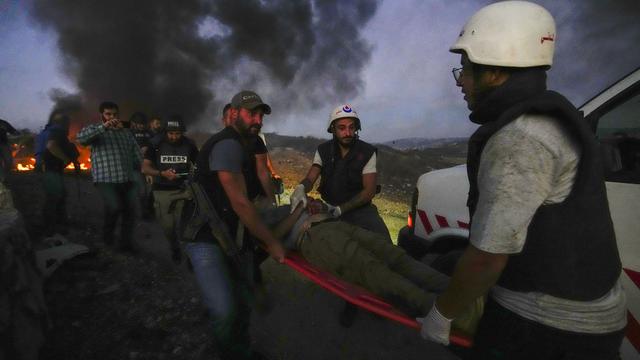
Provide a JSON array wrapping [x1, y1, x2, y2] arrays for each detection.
[[259, 199, 482, 335]]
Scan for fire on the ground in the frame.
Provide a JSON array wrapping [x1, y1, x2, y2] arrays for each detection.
[[12, 142, 91, 172]]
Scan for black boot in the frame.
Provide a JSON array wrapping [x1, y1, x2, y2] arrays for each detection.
[[338, 302, 358, 328]]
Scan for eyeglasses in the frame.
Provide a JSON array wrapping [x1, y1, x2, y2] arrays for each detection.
[[452, 67, 463, 83]]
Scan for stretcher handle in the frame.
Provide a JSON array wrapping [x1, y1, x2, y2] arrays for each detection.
[[357, 293, 393, 309], [283, 254, 473, 348]]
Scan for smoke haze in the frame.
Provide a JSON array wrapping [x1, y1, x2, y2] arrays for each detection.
[[2, 0, 636, 141], [29, 0, 380, 128]]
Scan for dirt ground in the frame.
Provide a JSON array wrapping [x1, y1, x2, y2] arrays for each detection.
[[8, 167, 462, 360]]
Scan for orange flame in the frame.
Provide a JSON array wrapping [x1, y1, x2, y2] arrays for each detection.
[[15, 157, 36, 171], [65, 161, 90, 171], [73, 144, 92, 170], [12, 129, 92, 172], [11, 143, 20, 158]]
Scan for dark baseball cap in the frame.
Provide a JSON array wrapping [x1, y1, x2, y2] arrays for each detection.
[[230, 90, 271, 114]]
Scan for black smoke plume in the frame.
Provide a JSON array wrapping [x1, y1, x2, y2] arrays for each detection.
[[29, 0, 380, 128], [540, 0, 640, 104]]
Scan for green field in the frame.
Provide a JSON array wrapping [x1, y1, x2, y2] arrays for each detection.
[[373, 197, 409, 244]]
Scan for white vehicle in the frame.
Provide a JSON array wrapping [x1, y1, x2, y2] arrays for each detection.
[[398, 67, 640, 358]]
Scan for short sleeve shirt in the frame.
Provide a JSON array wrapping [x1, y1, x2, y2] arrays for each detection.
[[470, 114, 580, 254], [469, 114, 626, 334], [312, 150, 377, 174], [209, 138, 245, 173]]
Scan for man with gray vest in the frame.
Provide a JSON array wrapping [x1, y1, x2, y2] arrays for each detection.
[[418, 2, 626, 358], [142, 115, 198, 263], [291, 104, 390, 326]]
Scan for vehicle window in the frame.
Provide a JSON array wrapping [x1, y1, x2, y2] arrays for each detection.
[[596, 91, 640, 184]]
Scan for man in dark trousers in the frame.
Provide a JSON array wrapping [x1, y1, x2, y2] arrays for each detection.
[[77, 101, 142, 252], [129, 112, 152, 155], [40, 110, 79, 236], [142, 116, 198, 263], [186, 90, 284, 360], [129, 111, 154, 219], [419, 2, 626, 359], [0, 118, 18, 183], [148, 115, 165, 145], [291, 103, 390, 326]]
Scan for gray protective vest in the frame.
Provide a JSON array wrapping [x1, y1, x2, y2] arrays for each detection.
[[467, 90, 621, 301]]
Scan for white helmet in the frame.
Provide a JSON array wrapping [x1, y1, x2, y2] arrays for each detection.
[[327, 104, 360, 133], [450, 1, 556, 68]]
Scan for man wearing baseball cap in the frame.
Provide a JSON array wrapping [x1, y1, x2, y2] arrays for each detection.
[[186, 90, 282, 360], [291, 103, 390, 327]]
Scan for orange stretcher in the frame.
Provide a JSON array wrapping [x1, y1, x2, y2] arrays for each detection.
[[283, 252, 473, 348]]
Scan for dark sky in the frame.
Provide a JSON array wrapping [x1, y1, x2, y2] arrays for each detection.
[[0, 0, 638, 141]]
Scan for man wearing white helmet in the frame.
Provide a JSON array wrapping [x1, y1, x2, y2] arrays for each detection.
[[291, 103, 390, 326], [419, 2, 626, 358], [291, 104, 388, 238]]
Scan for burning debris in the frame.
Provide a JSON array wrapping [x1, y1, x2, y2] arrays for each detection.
[[11, 137, 91, 172], [16, 158, 36, 172]]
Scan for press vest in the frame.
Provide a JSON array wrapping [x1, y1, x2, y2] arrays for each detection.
[[194, 127, 261, 242], [317, 139, 376, 206], [467, 91, 621, 301], [131, 129, 152, 148], [151, 138, 196, 190]]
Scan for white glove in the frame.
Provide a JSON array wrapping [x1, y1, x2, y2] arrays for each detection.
[[326, 204, 342, 218], [416, 302, 452, 346], [289, 184, 308, 213]]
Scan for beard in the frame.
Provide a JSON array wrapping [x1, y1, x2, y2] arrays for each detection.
[[234, 118, 251, 137], [336, 135, 355, 148], [248, 124, 262, 135], [233, 115, 262, 137]]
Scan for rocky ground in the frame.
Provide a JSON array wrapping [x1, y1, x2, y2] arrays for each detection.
[[8, 144, 464, 360]]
